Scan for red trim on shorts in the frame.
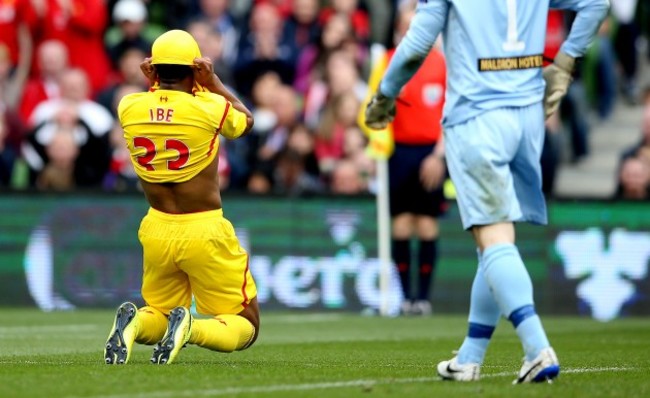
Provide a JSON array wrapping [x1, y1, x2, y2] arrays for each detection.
[[241, 254, 250, 308], [218, 102, 230, 131]]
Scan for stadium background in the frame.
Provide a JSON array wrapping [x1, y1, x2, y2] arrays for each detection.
[[1, 193, 649, 322], [1, 0, 649, 324]]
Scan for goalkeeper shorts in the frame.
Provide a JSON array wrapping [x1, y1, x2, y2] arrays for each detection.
[[443, 104, 548, 230]]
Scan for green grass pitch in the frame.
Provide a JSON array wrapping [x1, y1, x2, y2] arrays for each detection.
[[0, 309, 648, 398]]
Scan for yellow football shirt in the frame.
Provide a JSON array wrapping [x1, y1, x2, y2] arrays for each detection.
[[118, 89, 247, 183]]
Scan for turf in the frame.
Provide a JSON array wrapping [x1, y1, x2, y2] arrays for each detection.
[[0, 310, 648, 398]]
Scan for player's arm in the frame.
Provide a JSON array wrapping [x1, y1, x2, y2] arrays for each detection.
[[379, 1, 448, 98], [194, 57, 254, 136], [365, 0, 448, 129], [550, 0, 610, 58], [543, 0, 609, 119]]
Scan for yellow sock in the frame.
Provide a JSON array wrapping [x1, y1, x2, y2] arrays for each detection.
[[189, 314, 256, 352], [135, 306, 168, 345]]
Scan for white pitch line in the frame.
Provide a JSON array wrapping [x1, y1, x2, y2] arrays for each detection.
[[255, 313, 345, 324], [0, 360, 76, 365], [485, 366, 633, 379], [70, 366, 634, 398]]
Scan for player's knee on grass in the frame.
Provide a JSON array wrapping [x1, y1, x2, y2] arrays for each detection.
[[190, 314, 257, 352]]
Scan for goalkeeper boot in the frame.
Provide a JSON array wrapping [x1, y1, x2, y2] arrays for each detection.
[[437, 355, 480, 381], [104, 302, 139, 365], [151, 306, 192, 365], [513, 347, 560, 384]]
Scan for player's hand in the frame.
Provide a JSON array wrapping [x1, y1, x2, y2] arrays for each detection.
[[420, 154, 446, 192], [140, 57, 157, 84], [364, 90, 396, 130], [542, 52, 575, 120], [193, 57, 216, 88]]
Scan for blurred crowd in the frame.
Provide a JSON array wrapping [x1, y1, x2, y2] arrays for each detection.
[[541, 3, 650, 199], [1, 0, 650, 199]]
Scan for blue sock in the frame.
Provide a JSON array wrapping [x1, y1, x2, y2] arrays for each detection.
[[457, 250, 500, 364], [481, 244, 550, 361]]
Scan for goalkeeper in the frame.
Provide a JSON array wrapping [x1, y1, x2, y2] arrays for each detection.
[[104, 30, 259, 365], [365, 0, 608, 383]]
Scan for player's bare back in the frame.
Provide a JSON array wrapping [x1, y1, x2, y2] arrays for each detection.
[[141, 158, 223, 214]]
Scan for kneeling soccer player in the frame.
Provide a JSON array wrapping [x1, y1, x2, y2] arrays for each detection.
[[104, 29, 259, 365]]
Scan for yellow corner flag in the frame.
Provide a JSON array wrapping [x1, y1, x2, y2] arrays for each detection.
[[358, 44, 394, 160]]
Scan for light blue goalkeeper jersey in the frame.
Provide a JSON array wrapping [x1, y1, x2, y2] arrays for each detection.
[[379, 0, 609, 127]]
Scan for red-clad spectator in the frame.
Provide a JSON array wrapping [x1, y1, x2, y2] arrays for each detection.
[[32, 0, 112, 95], [544, 10, 566, 65], [0, 0, 38, 67], [30, 68, 114, 137], [22, 68, 113, 188], [19, 39, 68, 124], [319, 0, 369, 43], [0, 21, 32, 111], [254, 0, 293, 19], [24, 68, 113, 189]]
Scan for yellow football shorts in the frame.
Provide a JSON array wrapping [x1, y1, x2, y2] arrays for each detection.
[[138, 208, 257, 316]]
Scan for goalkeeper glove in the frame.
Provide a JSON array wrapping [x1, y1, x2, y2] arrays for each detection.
[[542, 51, 575, 119], [365, 90, 396, 130]]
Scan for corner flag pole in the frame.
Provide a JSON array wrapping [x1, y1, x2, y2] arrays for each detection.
[[376, 156, 392, 316], [359, 43, 394, 317]]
